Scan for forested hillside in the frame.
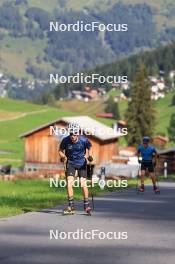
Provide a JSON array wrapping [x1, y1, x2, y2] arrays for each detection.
[[0, 0, 175, 80], [53, 41, 175, 98]]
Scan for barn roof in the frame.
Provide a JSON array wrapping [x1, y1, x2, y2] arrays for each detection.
[[158, 148, 175, 155], [20, 116, 122, 141], [153, 135, 169, 142]]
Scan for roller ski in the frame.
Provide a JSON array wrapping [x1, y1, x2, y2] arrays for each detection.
[[84, 203, 92, 216], [63, 205, 75, 216], [153, 186, 160, 194], [138, 185, 145, 194]]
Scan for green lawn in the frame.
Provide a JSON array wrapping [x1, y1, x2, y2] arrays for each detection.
[[59, 99, 105, 115], [0, 179, 77, 217], [0, 97, 46, 112], [154, 92, 175, 136], [0, 178, 137, 218], [158, 174, 175, 181]]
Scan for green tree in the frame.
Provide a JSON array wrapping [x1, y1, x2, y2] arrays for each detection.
[[151, 63, 159, 76], [47, 94, 56, 107], [171, 94, 175, 106], [105, 96, 120, 120], [33, 92, 56, 106], [168, 113, 175, 142], [125, 64, 155, 145]]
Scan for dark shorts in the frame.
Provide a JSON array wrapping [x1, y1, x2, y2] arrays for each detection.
[[141, 161, 154, 173], [66, 161, 87, 178]]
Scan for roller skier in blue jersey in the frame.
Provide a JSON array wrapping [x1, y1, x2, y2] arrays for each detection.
[[59, 123, 93, 215], [137, 136, 160, 193]]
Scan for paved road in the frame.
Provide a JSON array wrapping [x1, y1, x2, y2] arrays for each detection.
[[0, 182, 175, 264]]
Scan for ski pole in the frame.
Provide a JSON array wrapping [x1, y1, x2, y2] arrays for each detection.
[[60, 157, 67, 176], [136, 157, 142, 193], [89, 162, 94, 211], [136, 164, 141, 194], [154, 161, 160, 193]]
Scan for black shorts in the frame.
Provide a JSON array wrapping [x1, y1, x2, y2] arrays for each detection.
[[141, 161, 154, 173], [66, 161, 87, 178]]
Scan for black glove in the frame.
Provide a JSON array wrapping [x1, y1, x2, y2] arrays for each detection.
[[88, 156, 93, 162], [60, 156, 66, 163]]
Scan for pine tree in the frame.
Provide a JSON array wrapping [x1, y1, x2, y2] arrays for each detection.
[[105, 96, 120, 120], [151, 63, 159, 76], [168, 113, 175, 142], [125, 64, 155, 145], [47, 94, 56, 107]]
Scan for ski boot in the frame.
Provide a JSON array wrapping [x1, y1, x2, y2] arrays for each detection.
[[138, 185, 145, 193], [154, 186, 160, 194], [84, 204, 92, 216], [63, 205, 75, 215]]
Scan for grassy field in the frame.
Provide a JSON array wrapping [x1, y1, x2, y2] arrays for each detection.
[[0, 179, 79, 217], [0, 97, 46, 112], [59, 98, 116, 126], [59, 100, 105, 115], [154, 92, 175, 135], [0, 178, 138, 218], [158, 175, 175, 181]]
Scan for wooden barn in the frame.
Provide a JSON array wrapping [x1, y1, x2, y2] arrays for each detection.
[[157, 148, 175, 174], [20, 116, 121, 174]]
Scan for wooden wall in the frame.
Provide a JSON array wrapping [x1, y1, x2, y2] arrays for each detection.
[[157, 152, 175, 174], [25, 127, 59, 164], [99, 140, 118, 162]]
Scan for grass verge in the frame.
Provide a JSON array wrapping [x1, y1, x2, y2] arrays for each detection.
[[0, 178, 137, 218], [1, 175, 174, 218]]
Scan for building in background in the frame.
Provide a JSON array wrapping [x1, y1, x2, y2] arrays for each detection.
[[21, 116, 121, 174], [153, 135, 169, 149], [157, 148, 175, 174]]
